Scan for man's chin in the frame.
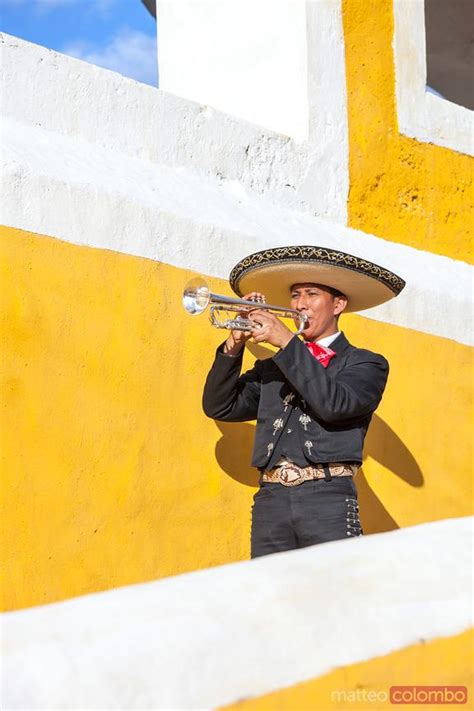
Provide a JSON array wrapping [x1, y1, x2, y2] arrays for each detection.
[[301, 328, 315, 342]]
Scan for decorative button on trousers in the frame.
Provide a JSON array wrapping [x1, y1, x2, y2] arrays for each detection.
[[250, 475, 363, 558]]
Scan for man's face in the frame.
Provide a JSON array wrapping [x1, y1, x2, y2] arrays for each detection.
[[290, 283, 347, 341]]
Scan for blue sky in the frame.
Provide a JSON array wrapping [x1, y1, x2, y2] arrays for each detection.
[[0, 0, 158, 86]]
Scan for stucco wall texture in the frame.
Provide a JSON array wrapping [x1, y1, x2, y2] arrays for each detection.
[[343, 0, 472, 263], [2, 225, 472, 613], [221, 629, 473, 710], [2, 516, 472, 710], [1, 0, 472, 626], [1, 0, 472, 707]]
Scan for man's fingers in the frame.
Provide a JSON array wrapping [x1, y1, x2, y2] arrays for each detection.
[[251, 324, 269, 341], [237, 295, 266, 321], [242, 291, 266, 304], [248, 309, 275, 320]]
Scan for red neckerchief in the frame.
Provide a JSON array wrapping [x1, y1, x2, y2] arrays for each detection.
[[305, 341, 336, 368]]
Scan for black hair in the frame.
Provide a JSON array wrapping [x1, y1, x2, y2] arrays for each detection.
[[317, 284, 346, 322], [324, 285, 346, 299]]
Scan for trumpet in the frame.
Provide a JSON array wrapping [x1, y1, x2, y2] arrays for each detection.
[[182, 278, 308, 335]]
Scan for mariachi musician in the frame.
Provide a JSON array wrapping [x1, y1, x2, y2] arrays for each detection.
[[202, 246, 405, 558]]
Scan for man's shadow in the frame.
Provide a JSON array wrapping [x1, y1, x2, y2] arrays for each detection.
[[213, 345, 423, 535]]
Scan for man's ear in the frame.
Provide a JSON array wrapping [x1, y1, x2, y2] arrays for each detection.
[[334, 296, 348, 316]]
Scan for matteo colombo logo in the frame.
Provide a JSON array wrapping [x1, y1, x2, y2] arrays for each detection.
[[331, 686, 468, 705], [390, 687, 468, 704]]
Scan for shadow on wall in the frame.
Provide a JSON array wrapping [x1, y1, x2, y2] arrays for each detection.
[[212, 343, 423, 536], [359, 416, 423, 533]]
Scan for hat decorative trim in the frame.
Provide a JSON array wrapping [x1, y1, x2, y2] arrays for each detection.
[[229, 246, 405, 297]]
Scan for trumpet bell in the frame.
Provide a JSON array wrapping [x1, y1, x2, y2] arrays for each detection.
[[183, 278, 211, 315]]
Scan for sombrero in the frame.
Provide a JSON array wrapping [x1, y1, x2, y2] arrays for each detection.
[[229, 245, 405, 313]]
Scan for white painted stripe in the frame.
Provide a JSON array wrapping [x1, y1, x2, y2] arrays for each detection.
[[0, 29, 347, 223], [2, 516, 473, 710], [393, 0, 473, 156], [2, 118, 472, 347], [304, 0, 349, 222]]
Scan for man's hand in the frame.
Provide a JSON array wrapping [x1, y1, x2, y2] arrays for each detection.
[[249, 310, 294, 350], [223, 292, 265, 355]]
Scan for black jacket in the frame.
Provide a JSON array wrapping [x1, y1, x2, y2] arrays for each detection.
[[202, 332, 389, 468]]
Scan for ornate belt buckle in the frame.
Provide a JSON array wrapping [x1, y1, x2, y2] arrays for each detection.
[[279, 464, 303, 486]]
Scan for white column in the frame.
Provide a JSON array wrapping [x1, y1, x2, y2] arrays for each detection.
[[156, 0, 309, 142]]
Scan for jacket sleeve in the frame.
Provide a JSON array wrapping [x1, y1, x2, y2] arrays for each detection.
[[202, 342, 263, 421], [273, 336, 389, 424]]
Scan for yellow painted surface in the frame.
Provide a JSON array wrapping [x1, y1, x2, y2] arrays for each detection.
[[1, 226, 472, 610], [342, 0, 473, 263], [221, 628, 473, 710]]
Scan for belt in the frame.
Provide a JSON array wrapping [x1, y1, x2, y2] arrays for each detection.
[[261, 461, 358, 487]]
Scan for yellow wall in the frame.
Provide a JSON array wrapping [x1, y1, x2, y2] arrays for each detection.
[[220, 628, 473, 710], [1, 226, 472, 610], [1, 0, 473, 615], [343, 0, 472, 263]]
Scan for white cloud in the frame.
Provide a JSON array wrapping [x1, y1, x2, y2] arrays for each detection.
[[426, 85, 445, 99], [63, 28, 158, 86]]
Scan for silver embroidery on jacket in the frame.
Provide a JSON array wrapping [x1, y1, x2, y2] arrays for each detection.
[[272, 418, 284, 435], [299, 414, 311, 430], [283, 393, 295, 411]]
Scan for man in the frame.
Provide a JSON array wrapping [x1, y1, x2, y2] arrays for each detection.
[[202, 245, 405, 558]]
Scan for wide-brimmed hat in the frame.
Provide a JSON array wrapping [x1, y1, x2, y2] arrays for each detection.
[[229, 245, 405, 312]]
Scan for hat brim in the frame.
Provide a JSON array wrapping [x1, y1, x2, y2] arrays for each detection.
[[229, 246, 405, 313]]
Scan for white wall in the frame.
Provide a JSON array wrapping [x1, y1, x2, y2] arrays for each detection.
[[157, 0, 309, 142], [393, 0, 473, 156], [1, 34, 472, 345], [2, 516, 472, 709], [156, 0, 350, 220]]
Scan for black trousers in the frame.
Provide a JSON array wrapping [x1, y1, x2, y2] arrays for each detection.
[[250, 475, 363, 558]]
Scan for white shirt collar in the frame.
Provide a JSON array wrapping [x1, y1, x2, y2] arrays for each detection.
[[315, 331, 340, 348]]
